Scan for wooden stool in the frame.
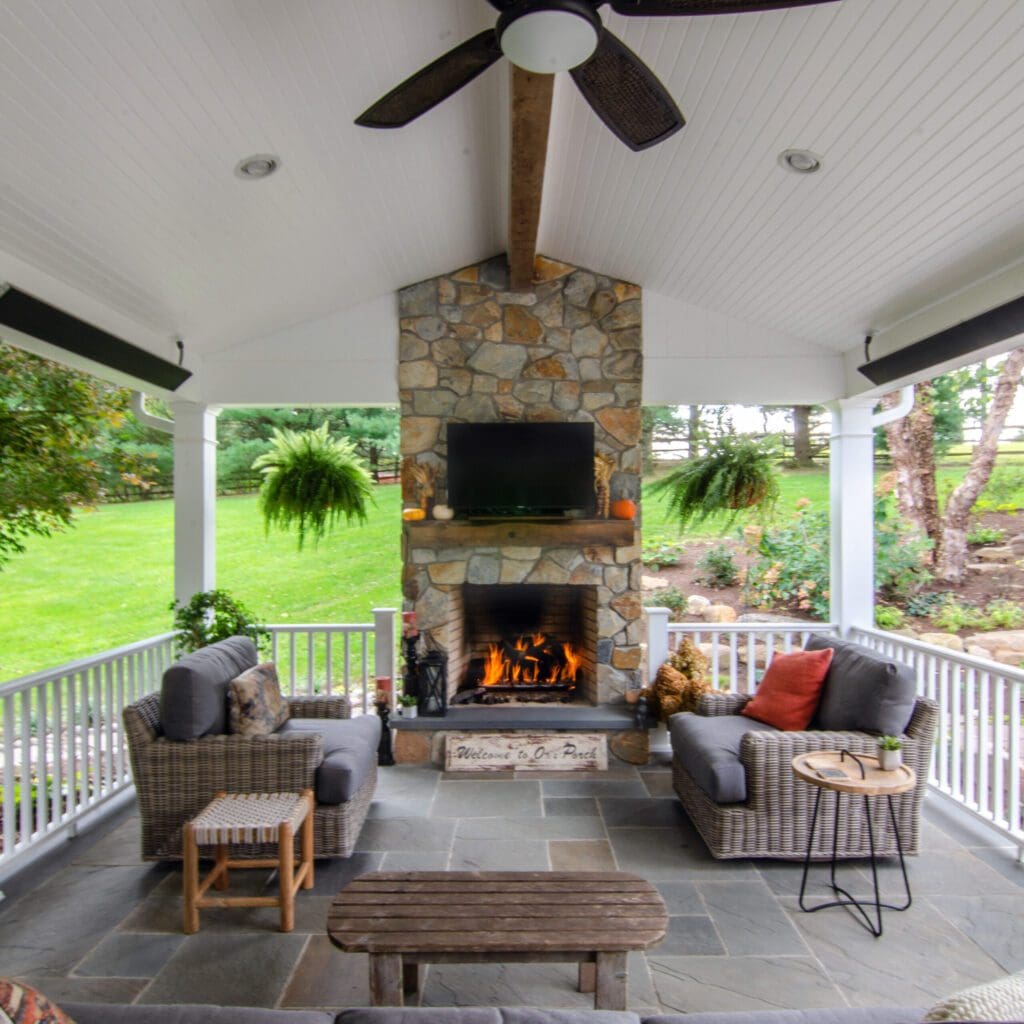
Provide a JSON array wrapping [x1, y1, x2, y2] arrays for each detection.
[[183, 790, 314, 934]]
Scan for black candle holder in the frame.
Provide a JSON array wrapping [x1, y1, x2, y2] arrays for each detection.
[[376, 701, 395, 766]]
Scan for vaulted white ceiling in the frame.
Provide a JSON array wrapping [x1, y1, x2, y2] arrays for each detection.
[[1, 0, 1023, 403]]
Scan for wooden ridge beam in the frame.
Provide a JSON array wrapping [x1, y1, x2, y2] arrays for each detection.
[[508, 65, 554, 293]]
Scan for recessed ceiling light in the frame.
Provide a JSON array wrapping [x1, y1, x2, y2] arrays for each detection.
[[234, 154, 280, 180], [779, 148, 822, 174]]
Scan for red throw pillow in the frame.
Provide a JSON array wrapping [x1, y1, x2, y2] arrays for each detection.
[[740, 647, 834, 731]]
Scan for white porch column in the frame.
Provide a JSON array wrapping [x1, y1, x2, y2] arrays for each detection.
[[171, 401, 220, 605], [827, 398, 877, 636]]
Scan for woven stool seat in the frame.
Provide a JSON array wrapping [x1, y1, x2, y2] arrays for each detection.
[[190, 792, 310, 846], [183, 789, 314, 934]]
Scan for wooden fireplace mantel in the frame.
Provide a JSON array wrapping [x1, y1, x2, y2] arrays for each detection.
[[404, 518, 635, 549]]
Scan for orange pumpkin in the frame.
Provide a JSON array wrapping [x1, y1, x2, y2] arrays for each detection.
[[611, 499, 637, 520], [402, 508, 426, 522]]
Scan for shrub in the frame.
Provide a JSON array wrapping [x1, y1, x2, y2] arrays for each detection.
[[985, 599, 1024, 630], [966, 525, 1006, 546], [874, 606, 905, 631], [642, 536, 684, 571], [695, 545, 739, 588], [171, 589, 268, 655], [903, 590, 946, 617], [744, 497, 931, 620], [644, 586, 687, 615], [932, 598, 987, 633]]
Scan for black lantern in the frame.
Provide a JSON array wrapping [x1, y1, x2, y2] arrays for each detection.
[[417, 652, 448, 718]]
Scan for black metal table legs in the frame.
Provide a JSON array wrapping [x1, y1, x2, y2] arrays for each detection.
[[798, 788, 911, 937]]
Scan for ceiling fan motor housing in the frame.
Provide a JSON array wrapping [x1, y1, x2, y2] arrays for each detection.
[[497, 0, 603, 74]]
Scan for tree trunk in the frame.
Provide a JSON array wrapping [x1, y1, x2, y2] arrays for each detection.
[[791, 406, 815, 467], [936, 347, 1024, 581], [687, 405, 702, 458], [882, 385, 940, 551]]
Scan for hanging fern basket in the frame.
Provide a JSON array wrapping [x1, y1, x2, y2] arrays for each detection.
[[652, 435, 780, 531], [253, 423, 373, 550]]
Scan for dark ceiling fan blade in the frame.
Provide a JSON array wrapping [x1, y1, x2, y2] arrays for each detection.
[[606, 0, 839, 14], [355, 30, 501, 128], [570, 29, 684, 151]]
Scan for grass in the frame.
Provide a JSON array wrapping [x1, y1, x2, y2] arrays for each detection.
[[0, 486, 403, 681], [6, 460, 1024, 681]]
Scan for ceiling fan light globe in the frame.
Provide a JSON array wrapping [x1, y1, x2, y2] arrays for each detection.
[[499, 8, 600, 74]]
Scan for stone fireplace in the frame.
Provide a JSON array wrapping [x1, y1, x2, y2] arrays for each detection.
[[399, 254, 643, 707], [448, 583, 598, 703]]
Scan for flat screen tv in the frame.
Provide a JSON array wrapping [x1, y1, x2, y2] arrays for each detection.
[[446, 422, 595, 517]]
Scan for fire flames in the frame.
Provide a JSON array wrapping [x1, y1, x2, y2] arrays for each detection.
[[480, 633, 583, 688]]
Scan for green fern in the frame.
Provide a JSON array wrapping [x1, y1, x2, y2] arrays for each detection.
[[253, 423, 373, 549], [653, 435, 780, 532]]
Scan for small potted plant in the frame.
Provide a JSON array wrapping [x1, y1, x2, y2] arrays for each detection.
[[398, 693, 418, 719], [877, 735, 902, 771]]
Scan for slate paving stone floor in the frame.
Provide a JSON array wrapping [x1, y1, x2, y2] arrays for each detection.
[[0, 757, 1020, 1014]]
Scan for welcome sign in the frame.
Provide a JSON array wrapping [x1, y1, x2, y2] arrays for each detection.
[[445, 732, 608, 772]]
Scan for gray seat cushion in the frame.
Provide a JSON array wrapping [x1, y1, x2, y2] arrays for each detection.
[[646, 1011, 924, 1024], [65, 1006, 334, 1024], [806, 634, 917, 736], [669, 712, 778, 803], [160, 636, 258, 741], [339, 1010, 640, 1024], [279, 714, 381, 804]]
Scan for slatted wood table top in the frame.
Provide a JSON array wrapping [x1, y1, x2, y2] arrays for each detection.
[[326, 870, 668, 1010], [327, 870, 667, 954]]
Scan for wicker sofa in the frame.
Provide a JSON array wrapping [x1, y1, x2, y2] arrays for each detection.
[[123, 636, 378, 860], [669, 635, 939, 860]]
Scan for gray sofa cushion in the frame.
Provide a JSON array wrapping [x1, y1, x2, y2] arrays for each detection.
[[669, 712, 778, 803], [160, 636, 258, 741], [64, 1005, 334, 1024], [646, 1011, 924, 1024], [806, 634, 917, 736], [279, 714, 382, 803], [338, 1010, 640, 1024]]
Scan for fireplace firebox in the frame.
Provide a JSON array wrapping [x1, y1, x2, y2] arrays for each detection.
[[447, 584, 598, 705]]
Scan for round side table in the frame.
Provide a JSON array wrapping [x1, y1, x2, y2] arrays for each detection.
[[791, 750, 916, 937]]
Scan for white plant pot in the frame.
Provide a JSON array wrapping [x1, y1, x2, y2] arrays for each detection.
[[877, 748, 901, 771], [401, 705, 418, 719]]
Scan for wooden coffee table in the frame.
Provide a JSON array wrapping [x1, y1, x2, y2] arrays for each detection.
[[327, 870, 667, 1009]]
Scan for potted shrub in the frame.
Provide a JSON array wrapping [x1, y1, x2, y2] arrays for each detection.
[[253, 423, 373, 550], [170, 589, 268, 655], [652, 435, 780, 531], [877, 735, 903, 771], [398, 694, 418, 719]]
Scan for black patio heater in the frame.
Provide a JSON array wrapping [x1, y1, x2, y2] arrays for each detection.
[[417, 651, 448, 718]]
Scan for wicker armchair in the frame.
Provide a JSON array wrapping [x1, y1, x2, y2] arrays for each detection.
[[123, 692, 376, 860], [672, 691, 938, 860]]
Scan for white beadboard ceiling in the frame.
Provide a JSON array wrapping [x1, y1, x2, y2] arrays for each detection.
[[1, 0, 1023, 383]]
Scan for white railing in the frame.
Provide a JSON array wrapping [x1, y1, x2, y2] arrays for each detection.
[[0, 632, 178, 878], [0, 608, 399, 883], [658, 617, 838, 693], [851, 626, 1024, 851], [267, 608, 397, 714]]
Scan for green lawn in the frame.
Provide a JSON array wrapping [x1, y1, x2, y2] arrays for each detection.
[[1, 486, 403, 681], [5, 461, 1021, 681]]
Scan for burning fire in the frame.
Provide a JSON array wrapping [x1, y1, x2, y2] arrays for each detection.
[[480, 633, 583, 688]]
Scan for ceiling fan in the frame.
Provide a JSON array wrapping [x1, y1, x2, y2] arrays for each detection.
[[355, 0, 840, 152]]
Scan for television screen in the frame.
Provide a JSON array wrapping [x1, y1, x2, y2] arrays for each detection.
[[446, 422, 595, 517]]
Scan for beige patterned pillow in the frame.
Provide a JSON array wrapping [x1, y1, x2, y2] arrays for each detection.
[[227, 663, 289, 737], [923, 971, 1024, 1022]]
